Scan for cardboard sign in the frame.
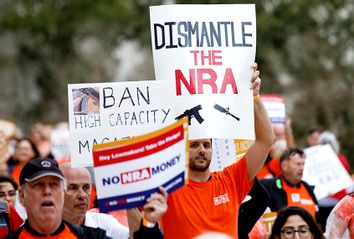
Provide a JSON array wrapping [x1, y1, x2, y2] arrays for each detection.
[[92, 118, 188, 212], [68, 81, 175, 167], [260, 94, 285, 125], [150, 4, 256, 140], [303, 144, 353, 200]]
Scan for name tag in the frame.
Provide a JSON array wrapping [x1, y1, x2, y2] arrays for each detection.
[[291, 193, 300, 202]]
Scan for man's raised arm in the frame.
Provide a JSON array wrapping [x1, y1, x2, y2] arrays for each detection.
[[245, 63, 275, 182]]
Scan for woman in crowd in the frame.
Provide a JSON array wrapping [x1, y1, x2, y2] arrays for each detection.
[[0, 175, 18, 206], [7, 138, 39, 185], [269, 206, 324, 239]]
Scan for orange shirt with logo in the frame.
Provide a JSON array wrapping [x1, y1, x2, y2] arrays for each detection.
[[281, 178, 317, 217], [161, 156, 253, 239]]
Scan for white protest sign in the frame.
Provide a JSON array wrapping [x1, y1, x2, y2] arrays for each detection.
[[68, 81, 175, 167], [51, 122, 71, 164], [150, 4, 256, 140], [92, 118, 188, 211], [210, 139, 236, 172], [210, 138, 253, 172], [303, 144, 353, 200], [260, 94, 286, 125]]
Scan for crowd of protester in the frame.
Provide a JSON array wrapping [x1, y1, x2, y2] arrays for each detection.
[[0, 64, 353, 239]]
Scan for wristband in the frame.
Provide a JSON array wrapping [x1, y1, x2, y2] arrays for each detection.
[[142, 217, 156, 228], [253, 94, 260, 101]]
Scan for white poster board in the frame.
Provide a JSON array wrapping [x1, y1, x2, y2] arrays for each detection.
[[51, 122, 71, 164], [210, 138, 253, 172], [150, 4, 256, 140], [303, 144, 353, 200], [68, 81, 175, 167]]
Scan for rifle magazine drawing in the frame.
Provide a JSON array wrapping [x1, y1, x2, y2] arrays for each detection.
[[214, 103, 240, 121]]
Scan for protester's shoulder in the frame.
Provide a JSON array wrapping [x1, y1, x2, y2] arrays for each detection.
[[66, 221, 112, 239], [81, 225, 113, 239], [86, 211, 118, 224], [260, 177, 277, 186], [4, 226, 23, 239], [300, 180, 315, 190]]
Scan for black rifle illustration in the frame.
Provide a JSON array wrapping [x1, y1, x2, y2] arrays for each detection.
[[214, 104, 240, 121], [175, 105, 204, 125]]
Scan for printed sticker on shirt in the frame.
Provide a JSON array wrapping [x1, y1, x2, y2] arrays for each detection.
[[300, 199, 314, 205], [291, 193, 300, 202], [213, 193, 230, 206]]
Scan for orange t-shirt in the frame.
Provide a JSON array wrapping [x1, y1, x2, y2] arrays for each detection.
[[256, 165, 274, 179], [161, 156, 253, 239], [281, 178, 317, 217], [267, 157, 281, 177], [11, 164, 22, 185], [19, 224, 78, 239]]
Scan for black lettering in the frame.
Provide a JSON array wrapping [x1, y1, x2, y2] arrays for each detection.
[[103, 87, 115, 108], [75, 116, 84, 129], [139, 111, 145, 124], [137, 87, 150, 105], [130, 112, 138, 125], [220, 22, 231, 47], [154, 23, 165, 50], [165, 22, 178, 49], [242, 22, 253, 47], [151, 109, 158, 123], [177, 22, 188, 47], [162, 108, 170, 123], [79, 140, 90, 154], [231, 22, 242, 47], [119, 87, 135, 107], [200, 22, 211, 47], [209, 22, 221, 46], [124, 112, 130, 125], [187, 21, 199, 47]]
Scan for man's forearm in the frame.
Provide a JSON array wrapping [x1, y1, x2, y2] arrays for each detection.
[[254, 99, 274, 148], [246, 98, 274, 181], [127, 208, 143, 239]]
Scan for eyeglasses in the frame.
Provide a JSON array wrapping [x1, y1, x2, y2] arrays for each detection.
[[281, 226, 311, 238], [0, 190, 16, 198]]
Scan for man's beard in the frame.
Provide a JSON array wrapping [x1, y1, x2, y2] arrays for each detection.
[[189, 157, 211, 172]]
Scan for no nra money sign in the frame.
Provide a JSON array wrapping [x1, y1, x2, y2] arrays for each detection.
[[68, 81, 175, 167], [150, 4, 256, 140], [92, 118, 188, 211]]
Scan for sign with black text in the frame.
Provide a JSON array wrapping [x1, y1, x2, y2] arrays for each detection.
[[150, 4, 256, 140], [68, 81, 175, 167]]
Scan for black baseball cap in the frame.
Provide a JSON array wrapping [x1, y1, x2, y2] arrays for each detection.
[[19, 157, 65, 185]]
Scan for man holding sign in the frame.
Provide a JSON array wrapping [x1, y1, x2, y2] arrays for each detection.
[[160, 64, 274, 239]]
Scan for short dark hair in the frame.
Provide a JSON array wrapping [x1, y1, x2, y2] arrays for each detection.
[[280, 147, 305, 163], [269, 206, 324, 239], [0, 175, 18, 190], [307, 127, 323, 135]]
